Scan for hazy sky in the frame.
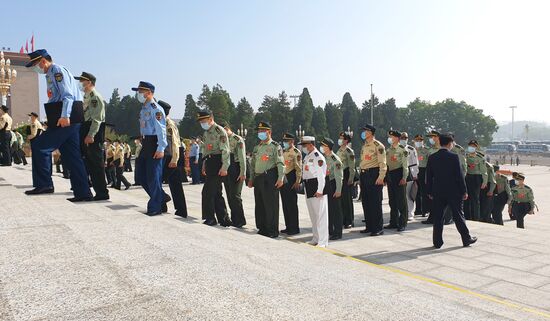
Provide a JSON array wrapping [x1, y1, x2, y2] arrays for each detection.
[[4, 0, 550, 123]]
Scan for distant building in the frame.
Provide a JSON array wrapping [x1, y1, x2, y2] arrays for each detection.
[[3, 51, 39, 127]]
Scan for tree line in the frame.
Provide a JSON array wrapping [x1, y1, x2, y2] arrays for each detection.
[[104, 84, 498, 155]]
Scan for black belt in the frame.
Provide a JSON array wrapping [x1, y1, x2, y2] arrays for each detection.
[[360, 168, 379, 173], [205, 153, 221, 159], [255, 167, 277, 176], [408, 164, 417, 168]]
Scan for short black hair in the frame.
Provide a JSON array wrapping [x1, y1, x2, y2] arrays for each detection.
[[439, 133, 454, 146]]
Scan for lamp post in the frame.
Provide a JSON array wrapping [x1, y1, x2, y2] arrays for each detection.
[[295, 124, 305, 140], [345, 125, 354, 147], [237, 123, 247, 139], [370, 83, 374, 126], [0, 51, 17, 107], [509, 106, 517, 140]]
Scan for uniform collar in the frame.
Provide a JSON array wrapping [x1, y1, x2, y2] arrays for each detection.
[[260, 138, 272, 145]]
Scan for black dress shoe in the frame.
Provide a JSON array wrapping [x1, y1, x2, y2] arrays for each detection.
[[257, 230, 267, 236], [67, 196, 94, 202], [329, 235, 342, 240], [161, 203, 168, 213], [397, 227, 406, 232], [444, 220, 453, 225], [267, 234, 279, 238], [343, 225, 353, 229], [360, 229, 370, 234], [384, 225, 398, 229], [125, 184, 131, 190], [164, 194, 172, 203], [220, 220, 233, 227], [280, 229, 288, 234], [203, 220, 217, 226], [232, 223, 245, 228], [421, 220, 433, 225], [370, 230, 384, 236], [146, 211, 162, 216], [25, 187, 54, 195], [93, 195, 110, 201], [463, 237, 478, 247], [434, 244, 443, 249], [286, 230, 300, 236], [175, 210, 187, 218]]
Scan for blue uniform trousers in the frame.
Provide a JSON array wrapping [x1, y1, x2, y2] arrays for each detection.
[[30, 124, 92, 198], [136, 138, 164, 213]]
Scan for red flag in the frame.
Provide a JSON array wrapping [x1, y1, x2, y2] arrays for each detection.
[[25, 40, 28, 53], [31, 34, 35, 51], [19, 46, 24, 54]]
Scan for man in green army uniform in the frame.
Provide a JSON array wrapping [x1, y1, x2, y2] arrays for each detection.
[[222, 123, 247, 228], [197, 110, 232, 227], [385, 130, 409, 232], [75, 72, 109, 201], [480, 156, 496, 223], [247, 122, 284, 238], [491, 165, 511, 225], [464, 140, 487, 221], [336, 132, 356, 229], [280, 133, 302, 235], [413, 135, 430, 217], [509, 173, 535, 229], [321, 138, 344, 240]]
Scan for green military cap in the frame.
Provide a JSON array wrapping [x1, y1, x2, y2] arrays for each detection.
[[388, 130, 401, 137], [361, 124, 376, 133], [282, 132, 295, 140], [468, 139, 479, 147], [427, 130, 440, 137], [256, 121, 271, 130], [1, 105, 9, 112], [339, 131, 351, 141], [157, 100, 171, 116], [414, 134, 424, 141], [74, 71, 96, 85], [320, 137, 335, 150], [196, 109, 212, 121], [516, 172, 525, 180]]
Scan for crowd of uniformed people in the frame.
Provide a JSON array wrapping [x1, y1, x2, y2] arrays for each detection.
[[2, 49, 538, 249]]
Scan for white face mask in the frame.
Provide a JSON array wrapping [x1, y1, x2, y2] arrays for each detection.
[[78, 82, 85, 91], [337, 139, 344, 146], [32, 64, 45, 74], [467, 146, 476, 153], [200, 122, 211, 130], [414, 141, 423, 148], [319, 146, 326, 154], [387, 137, 394, 145], [399, 139, 407, 146], [301, 146, 309, 154], [429, 138, 435, 145], [137, 93, 146, 103]]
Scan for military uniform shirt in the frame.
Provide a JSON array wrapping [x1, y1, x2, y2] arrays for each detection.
[[386, 144, 409, 179], [405, 144, 419, 179], [283, 145, 303, 181], [228, 133, 246, 176], [337, 145, 356, 185], [190, 143, 200, 162], [45, 64, 82, 117], [106, 145, 116, 163], [452, 144, 467, 175], [326, 153, 344, 193], [166, 117, 181, 165], [511, 185, 535, 209], [302, 149, 327, 194], [28, 119, 43, 140], [135, 142, 142, 158], [416, 145, 430, 168], [201, 122, 230, 171], [485, 162, 496, 192], [466, 153, 488, 184], [250, 139, 285, 181], [15, 132, 24, 148], [495, 174, 512, 200], [0, 113, 13, 131], [360, 139, 387, 181], [139, 100, 167, 153], [83, 88, 105, 137], [114, 144, 125, 165]]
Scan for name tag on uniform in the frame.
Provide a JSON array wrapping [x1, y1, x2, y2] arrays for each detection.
[[308, 159, 314, 163]]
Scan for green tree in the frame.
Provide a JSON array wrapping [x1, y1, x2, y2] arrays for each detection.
[[232, 97, 255, 144], [197, 84, 211, 108], [311, 106, 329, 138], [178, 94, 202, 138], [292, 88, 315, 135], [324, 101, 342, 141], [340, 92, 361, 153]]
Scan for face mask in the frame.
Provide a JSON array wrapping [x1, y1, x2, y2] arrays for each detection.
[[400, 139, 407, 146], [514, 179, 519, 185], [302, 146, 309, 154], [137, 93, 146, 103], [200, 122, 211, 130], [387, 137, 394, 145], [467, 146, 476, 153], [78, 82, 85, 91], [32, 64, 45, 74], [360, 132, 366, 140], [338, 139, 344, 146], [428, 138, 435, 145], [319, 146, 326, 154], [414, 142, 423, 148], [283, 142, 289, 150], [258, 132, 268, 141]]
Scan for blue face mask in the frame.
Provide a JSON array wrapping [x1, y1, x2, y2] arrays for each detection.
[[429, 138, 435, 145], [360, 132, 366, 140], [283, 142, 289, 150], [387, 137, 394, 145], [258, 132, 268, 141], [200, 122, 211, 130], [467, 146, 476, 153], [338, 139, 344, 146]]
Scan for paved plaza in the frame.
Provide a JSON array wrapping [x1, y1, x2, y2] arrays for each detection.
[[1, 162, 549, 320]]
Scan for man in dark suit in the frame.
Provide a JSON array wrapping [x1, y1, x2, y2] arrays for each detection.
[[425, 133, 477, 249]]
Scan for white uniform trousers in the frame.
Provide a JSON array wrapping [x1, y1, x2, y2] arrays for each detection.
[[406, 181, 415, 219], [306, 195, 329, 247]]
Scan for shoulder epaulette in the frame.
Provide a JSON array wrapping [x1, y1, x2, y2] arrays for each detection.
[[233, 135, 240, 141], [346, 146, 354, 153], [331, 155, 337, 160], [215, 126, 222, 133], [90, 91, 95, 97], [271, 141, 279, 146], [314, 152, 319, 157], [525, 185, 532, 190], [455, 144, 464, 150], [398, 144, 405, 149], [151, 103, 157, 109], [374, 141, 381, 146], [293, 146, 300, 153]]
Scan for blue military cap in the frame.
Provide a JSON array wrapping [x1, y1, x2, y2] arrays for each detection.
[[131, 81, 155, 93], [26, 49, 50, 67]]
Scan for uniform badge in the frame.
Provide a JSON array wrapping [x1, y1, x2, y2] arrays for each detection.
[[418, 156, 424, 161], [261, 154, 269, 161], [326, 169, 330, 175], [155, 112, 163, 120], [92, 100, 98, 108], [238, 142, 243, 149], [305, 165, 309, 171], [221, 136, 227, 143], [391, 155, 397, 162], [365, 155, 372, 161], [378, 147, 384, 154], [336, 163, 341, 170], [318, 160, 324, 167], [285, 160, 290, 166], [54, 73, 63, 82], [297, 155, 302, 162], [518, 193, 525, 199], [47, 89, 53, 99]]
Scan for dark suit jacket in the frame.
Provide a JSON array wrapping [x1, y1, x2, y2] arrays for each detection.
[[425, 148, 467, 198]]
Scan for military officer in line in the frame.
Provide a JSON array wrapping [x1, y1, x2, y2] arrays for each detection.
[[197, 110, 232, 226], [105, 140, 117, 187], [299, 136, 329, 247], [133, 136, 142, 186], [400, 132, 419, 221], [27, 112, 44, 141], [113, 140, 131, 190], [25, 49, 92, 201], [0, 105, 12, 166], [480, 157, 496, 223], [124, 142, 133, 172], [336, 132, 356, 229], [509, 173, 536, 229], [413, 135, 430, 217], [75, 72, 110, 200], [359, 124, 387, 236], [280, 133, 302, 235], [491, 165, 511, 225], [247, 122, 284, 238], [385, 130, 409, 232], [158, 100, 188, 218], [222, 123, 247, 228], [132, 81, 167, 215], [321, 138, 344, 241], [464, 140, 488, 221]]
